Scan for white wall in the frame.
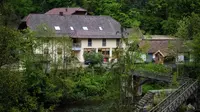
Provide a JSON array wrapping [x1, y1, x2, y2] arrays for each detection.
[[34, 38, 126, 63], [34, 39, 71, 65], [81, 38, 119, 48], [77, 38, 125, 62]]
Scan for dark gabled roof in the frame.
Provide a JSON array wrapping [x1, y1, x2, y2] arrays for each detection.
[[23, 14, 127, 38], [143, 35, 178, 40], [45, 7, 87, 15], [139, 39, 185, 57]]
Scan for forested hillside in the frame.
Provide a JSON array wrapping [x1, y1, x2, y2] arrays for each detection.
[[1, 0, 200, 35], [1, 0, 200, 111]]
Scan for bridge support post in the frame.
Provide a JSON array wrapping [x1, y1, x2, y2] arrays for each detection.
[[196, 85, 200, 111], [133, 76, 141, 97]]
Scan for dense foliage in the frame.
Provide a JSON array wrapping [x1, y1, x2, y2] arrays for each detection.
[[83, 51, 103, 66], [176, 13, 200, 78], [0, 26, 173, 111], [1, 0, 200, 34], [0, 27, 118, 111], [1, 0, 200, 111], [0, 27, 21, 67]]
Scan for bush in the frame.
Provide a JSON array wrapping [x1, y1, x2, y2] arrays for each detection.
[[83, 51, 103, 66], [55, 68, 116, 104], [136, 63, 171, 74], [177, 63, 200, 79], [0, 69, 40, 111], [142, 82, 168, 94]]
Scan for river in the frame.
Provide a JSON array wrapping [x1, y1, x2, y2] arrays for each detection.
[[55, 102, 112, 112]]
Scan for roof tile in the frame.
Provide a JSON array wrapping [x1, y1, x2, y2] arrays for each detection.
[[139, 39, 184, 57], [24, 14, 128, 38]]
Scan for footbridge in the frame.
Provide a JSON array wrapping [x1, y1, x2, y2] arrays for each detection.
[[132, 71, 199, 112], [149, 79, 198, 112], [133, 70, 172, 82]]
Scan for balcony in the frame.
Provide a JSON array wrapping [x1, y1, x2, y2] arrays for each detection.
[[72, 43, 81, 51]]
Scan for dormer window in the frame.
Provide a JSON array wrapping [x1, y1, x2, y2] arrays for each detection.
[[83, 27, 88, 30], [70, 26, 74, 30], [54, 26, 60, 30], [99, 27, 103, 30]]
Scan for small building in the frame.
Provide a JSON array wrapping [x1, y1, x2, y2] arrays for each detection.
[[45, 7, 88, 15], [140, 35, 189, 64]]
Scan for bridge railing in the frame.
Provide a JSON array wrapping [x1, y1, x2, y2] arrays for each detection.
[[131, 70, 198, 112], [161, 80, 198, 112], [132, 70, 172, 82], [149, 79, 197, 112], [135, 91, 155, 112]]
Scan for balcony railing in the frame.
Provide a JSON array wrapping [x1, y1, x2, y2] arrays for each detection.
[[72, 43, 81, 51]]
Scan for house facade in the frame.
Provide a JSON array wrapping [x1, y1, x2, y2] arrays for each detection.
[[19, 9, 127, 63], [75, 38, 125, 62], [140, 35, 191, 64]]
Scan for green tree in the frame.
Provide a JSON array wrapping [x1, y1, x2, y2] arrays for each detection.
[[0, 26, 22, 67], [0, 0, 33, 26], [0, 27, 39, 111], [176, 13, 200, 78], [0, 27, 66, 111], [0, 69, 40, 112], [176, 13, 200, 40], [84, 51, 103, 66]]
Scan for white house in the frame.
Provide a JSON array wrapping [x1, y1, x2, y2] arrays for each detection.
[[18, 9, 129, 63]]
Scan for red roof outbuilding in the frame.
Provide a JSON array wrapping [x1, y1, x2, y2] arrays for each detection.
[[45, 7, 87, 15]]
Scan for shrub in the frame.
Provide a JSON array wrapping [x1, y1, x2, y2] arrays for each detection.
[[83, 51, 103, 66]]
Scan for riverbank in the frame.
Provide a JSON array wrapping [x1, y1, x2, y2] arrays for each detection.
[[55, 101, 112, 112]]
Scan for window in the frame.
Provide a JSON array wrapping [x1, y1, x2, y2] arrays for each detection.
[[84, 48, 96, 53], [59, 12, 64, 16], [57, 48, 62, 55], [184, 53, 190, 62], [99, 48, 110, 62], [102, 50, 109, 56], [44, 48, 49, 54], [70, 26, 74, 30], [146, 53, 153, 63], [83, 27, 88, 30], [176, 54, 184, 62], [99, 27, 103, 30], [116, 39, 120, 46], [54, 26, 60, 30], [88, 38, 92, 46], [102, 39, 106, 46]]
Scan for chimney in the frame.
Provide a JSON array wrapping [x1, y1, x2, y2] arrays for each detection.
[[59, 12, 64, 16]]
